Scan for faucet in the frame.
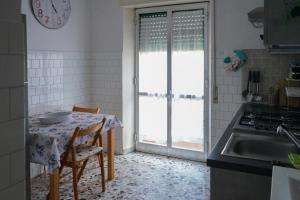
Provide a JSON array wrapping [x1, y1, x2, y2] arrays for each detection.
[[277, 125, 300, 149]]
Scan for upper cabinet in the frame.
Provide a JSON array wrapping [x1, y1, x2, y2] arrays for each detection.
[[264, 0, 300, 53]]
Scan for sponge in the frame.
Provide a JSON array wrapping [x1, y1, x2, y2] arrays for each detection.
[[288, 153, 300, 169]]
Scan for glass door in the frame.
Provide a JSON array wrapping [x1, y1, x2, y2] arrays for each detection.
[[136, 3, 209, 161], [171, 10, 206, 152], [137, 12, 168, 147]]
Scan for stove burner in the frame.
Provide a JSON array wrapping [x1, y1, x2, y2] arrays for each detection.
[[238, 110, 300, 133], [246, 113, 256, 119]]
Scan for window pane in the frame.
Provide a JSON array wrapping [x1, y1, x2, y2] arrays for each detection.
[[139, 96, 167, 145], [138, 12, 168, 146], [171, 10, 205, 151]]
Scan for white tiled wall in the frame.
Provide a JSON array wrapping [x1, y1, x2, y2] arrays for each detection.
[[211, 49, 300, 149], [28, 50, 93, 177], [28, 51, 126, 175], [0, 0, 26, 198], [241, 50, 300, 99], [90, 52, 123, 153], [211, 51, 243, 149], [27, 51, 92, 115]]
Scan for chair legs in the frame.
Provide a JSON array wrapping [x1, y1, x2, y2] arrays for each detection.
[[72, 166, 79, 200], [59, 164, 64, 176], [49, 154, 105, 200], [98, 151, 106, 192], [77, 160, 89, 181]]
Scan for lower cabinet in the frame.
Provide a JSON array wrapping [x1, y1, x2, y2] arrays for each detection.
[[210, 167, 272, 200]]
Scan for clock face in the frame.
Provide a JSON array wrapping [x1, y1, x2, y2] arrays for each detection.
[[32, 0, 71, 29]]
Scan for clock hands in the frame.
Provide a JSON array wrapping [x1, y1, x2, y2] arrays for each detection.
[[49, 0, 57, 13]]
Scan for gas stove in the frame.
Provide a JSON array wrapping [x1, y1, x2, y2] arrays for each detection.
[[235, 105, 300, 135]]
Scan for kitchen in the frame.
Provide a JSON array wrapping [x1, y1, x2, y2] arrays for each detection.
[[0, 0, 300, 199]]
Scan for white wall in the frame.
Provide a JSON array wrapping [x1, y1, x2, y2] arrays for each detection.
[[26, 51, 92, 116], [21, 0, 94, 177], [211, 0, 264, 148], [21, 0, 93, 116], [0, 0, 26, 199], [215, 0, 264, 52], [91, 0, 123, 53], [90, 0, 124, 153], [22, 0, 92, 51], [122, 8, 135, 153]]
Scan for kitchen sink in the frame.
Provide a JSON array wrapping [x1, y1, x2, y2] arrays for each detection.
[[221, 132, 300, 163]]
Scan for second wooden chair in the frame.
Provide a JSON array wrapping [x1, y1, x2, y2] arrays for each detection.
[[72, 105, 100, 114], [59, 118, 106, 200]]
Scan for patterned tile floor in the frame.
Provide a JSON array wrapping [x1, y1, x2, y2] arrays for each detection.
[[31, 152, 210, 200]]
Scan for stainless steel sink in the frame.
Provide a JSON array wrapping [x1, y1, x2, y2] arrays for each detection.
[[221, 132, 300, 163]]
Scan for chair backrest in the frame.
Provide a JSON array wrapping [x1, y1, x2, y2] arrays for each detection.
[[67, 117, 106, 149], [72, 105, 100, 114]]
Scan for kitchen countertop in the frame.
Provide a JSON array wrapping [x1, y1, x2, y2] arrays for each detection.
[[207, 103, 294, 176], [271, 166, 300, 200]]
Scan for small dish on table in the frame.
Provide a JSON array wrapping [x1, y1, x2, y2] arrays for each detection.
[[38, 111, 72, 125]]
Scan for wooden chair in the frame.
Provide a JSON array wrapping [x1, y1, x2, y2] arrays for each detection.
[[43, 105, 101, 178], [72, 105, 102, 146], [59, 118, 106, 200], [72, 105, 100, 114]]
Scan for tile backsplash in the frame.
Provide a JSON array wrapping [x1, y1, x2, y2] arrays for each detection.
[[28, 51, 124, 177], [241, 49, 300, 101], [90, 52, 123, 155], [27, 50, 123, 117], [211, 49, 300, 149], [90, 52, 122, 118], [27, 50, 92, 115], [28, 50, 93, 177]]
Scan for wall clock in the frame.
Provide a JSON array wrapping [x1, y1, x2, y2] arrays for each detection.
[[32, 0, 71, 29]]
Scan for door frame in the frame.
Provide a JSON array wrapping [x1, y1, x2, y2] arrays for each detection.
[[134, 3, 210, 161]]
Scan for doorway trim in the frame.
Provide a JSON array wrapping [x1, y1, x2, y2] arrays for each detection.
[[134, 2, 210, 161]]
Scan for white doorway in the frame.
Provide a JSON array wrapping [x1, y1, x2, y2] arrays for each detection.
[[135, 3, 209, 161]]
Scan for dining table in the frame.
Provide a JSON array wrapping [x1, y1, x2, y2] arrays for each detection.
[[29, 111, 123, 200]]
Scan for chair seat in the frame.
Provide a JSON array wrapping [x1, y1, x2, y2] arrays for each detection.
[[67, 145, 103, 162], [56, 119, 106, 200]]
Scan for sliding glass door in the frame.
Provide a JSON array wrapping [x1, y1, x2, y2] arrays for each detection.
[[135, 3, 209, 161], [138, 12, 168, 147]]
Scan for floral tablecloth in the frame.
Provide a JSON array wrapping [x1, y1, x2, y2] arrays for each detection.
[[29, 112, 123, 174]]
